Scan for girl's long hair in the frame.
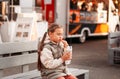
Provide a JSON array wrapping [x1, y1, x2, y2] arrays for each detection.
[[37, 32, 47, 71], [37, 23, 62, 71]]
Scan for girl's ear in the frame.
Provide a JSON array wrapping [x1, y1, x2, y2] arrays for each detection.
[[48, 32, 52, 36], [48, 32, 50, 35]]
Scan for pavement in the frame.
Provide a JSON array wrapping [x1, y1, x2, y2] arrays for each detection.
[[68, 37, 120, 79]]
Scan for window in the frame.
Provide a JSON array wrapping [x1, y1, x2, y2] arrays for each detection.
[[10, 0, 19, 5]]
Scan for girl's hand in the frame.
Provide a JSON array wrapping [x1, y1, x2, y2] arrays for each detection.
[[61, 52, 72, 62], [61, 40, 68, 48]]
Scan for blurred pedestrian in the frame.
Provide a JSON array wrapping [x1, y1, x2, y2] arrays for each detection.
[[80, 2, 88, 11], [0, 1, 6, 22], [70, 0, 78, 9]]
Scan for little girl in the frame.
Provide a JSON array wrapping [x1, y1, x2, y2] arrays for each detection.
[[38, 23, 77, 79]]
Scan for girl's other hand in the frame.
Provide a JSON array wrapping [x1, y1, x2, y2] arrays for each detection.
[[61, 52, 72, 62]]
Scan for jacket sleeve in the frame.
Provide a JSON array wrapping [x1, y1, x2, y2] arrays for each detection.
[[40, 48, 63, 69]]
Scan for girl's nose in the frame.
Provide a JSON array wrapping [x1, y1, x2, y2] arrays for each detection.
[[59, 37, 63, 41]]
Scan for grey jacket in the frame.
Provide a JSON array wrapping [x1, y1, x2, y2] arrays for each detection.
[[40, 41, 69, 79]]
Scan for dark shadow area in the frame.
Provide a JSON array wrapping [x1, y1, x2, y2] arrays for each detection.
[[66, 36, 108, 44]]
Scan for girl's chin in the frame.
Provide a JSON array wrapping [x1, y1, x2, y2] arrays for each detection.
[[54, 41, 60, 43], [59, 40, 62, 42], [56, 41, 61, 43]]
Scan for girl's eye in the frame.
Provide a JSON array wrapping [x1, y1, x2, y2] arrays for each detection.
[[57, 33, 63, 36]]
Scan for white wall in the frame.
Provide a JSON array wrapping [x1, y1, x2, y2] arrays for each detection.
[[20, 0, 35, 12], [20, 0, 34, 8], [55, 0, 67, 38]]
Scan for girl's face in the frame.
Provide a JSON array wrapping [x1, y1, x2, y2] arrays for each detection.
[[49, 28, 63, 43]]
